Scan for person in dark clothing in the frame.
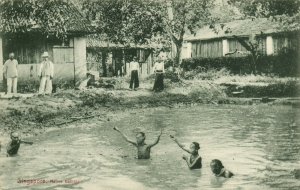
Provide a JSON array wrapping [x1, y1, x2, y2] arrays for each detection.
[[152, 59, 165, 92], [6, 132, 33, 157], [170, 135, 202, 169], [129, 57, 140, 90]]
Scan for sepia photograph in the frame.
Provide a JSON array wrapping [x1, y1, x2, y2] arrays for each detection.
[[0, 0, 299, 189]]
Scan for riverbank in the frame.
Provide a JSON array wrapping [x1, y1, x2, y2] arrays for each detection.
[[0, 75, 299, 139]]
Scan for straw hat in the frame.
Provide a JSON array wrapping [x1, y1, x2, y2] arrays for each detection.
[[41, 52, 49, 58]]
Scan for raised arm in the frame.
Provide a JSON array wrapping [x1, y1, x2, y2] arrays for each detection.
[[148, 129, 163, 148], [113, 127, 137, 146], [170, 135, 192, 154]]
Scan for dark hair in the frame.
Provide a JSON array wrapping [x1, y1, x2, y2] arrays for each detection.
[[192, 142, 200, 150], [211, 159, 224, 168], [137, 132, 145, 137]]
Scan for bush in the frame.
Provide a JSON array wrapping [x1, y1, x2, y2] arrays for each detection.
[[183, 68, 231, 80], [181, 49, 299, 77]]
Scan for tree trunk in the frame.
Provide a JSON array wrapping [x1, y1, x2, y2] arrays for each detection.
[[175, 42, 183, 67], [102, 51, 108, 77], [251, 53, 257, 74]]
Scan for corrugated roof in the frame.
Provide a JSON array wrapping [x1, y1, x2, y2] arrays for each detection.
[[184, 18, 289, 41]]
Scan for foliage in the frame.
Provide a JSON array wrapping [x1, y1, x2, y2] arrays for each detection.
[[228, 0, 300, 18], [82, 0, 216, 66], [228, 0, 300, 31], [181, 49, 300, 77], [0, 0, 88, 39], [82, 0, 163, 44], [223, 79, 300, 98], [150, 0, 216, 66], [183, 68, 231, 80]]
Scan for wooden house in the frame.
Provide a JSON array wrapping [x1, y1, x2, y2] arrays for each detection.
[[87, 36, 159, 78], [0, 2, 91, 88], [182, 18, 300, 59]]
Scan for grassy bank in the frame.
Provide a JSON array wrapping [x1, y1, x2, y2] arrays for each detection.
[[0, 70, 299, 135]]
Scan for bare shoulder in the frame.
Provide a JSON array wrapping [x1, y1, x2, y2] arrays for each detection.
[[224, 170, 234, 178]]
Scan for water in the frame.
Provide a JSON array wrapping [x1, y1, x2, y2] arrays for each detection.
[[0, 105, 299, 190]]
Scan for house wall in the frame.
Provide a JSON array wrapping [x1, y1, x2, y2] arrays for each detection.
[[74, 37, 87, 83], [273, 34, 300, 54], [182, 42, 192, 58], [191, 39, 223, 58], [188, 34, 298, 58], [0, 37, 3, 83], [17, 63, 74, 84], [1, 36, 87, 90]]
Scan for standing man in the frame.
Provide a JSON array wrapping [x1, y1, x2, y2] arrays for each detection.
[[129, 56, 140, 90], [152, 56, 165, 92], [38, 52, 54, 95], [3, 53, 18, 94]]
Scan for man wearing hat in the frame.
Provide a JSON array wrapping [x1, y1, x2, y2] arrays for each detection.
[[3, 52, 18, 94], [38, 52, 54, 94]]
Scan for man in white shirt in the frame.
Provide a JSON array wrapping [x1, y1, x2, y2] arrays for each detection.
[[3, 53, 18, 94], [129, 56, 140, 90], [38, 52, 54, 95]]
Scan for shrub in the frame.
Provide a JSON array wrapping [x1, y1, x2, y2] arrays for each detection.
[[181, 49, 299, 77]]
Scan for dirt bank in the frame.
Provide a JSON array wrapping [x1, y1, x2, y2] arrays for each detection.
[[0, 77, 299, 139]]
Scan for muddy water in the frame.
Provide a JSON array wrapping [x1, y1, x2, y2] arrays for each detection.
[[0, 105, 299, 190]]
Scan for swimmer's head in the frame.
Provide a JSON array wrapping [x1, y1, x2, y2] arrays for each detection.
[[190, 142, 200, 154], [210, 159, 224, 175], [136, 132, 145, 144], [10, 132, 19, 141]]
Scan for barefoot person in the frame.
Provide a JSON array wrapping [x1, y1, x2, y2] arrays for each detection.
[[170, 135, 202, 169], [6, 132, 33, 157], [152, 57, 165, 92], [113, 127, 162, 159], [3, 53, 18, 95], [38, 52, 54, 95], [129, 57, 140, 90], [210, 159, 234, 178]]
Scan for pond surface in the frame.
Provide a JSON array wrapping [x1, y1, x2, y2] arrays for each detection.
[[0, 104, 299, 190]]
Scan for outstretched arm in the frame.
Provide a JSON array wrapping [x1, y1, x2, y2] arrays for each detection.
[[170, 135, 192, 154], [148, 129, 163, 148], [20, 140, 33, 145], [113, 127, 137, 146]]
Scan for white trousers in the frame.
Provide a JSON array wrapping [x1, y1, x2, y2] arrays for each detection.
[[39, 76, 52, 94], [7, 77, 18, 94]]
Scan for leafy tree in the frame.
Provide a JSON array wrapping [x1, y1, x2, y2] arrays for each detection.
[[147, 0, 215, 66], [0, 0, 87, 40], [81, 0, 163, 44], [228, 0, 300, 18], [82, 0, 217, 67], [225, 0, 300, 73]]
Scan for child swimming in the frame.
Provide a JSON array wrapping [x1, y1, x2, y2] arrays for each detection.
[[210, 159, 234, 178], [170, 135, 202, 169], [6, 132, 33, 157], [113, 127, 162, 159]]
